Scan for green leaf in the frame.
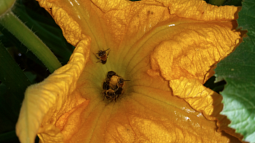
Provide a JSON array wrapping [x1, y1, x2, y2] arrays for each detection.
[[205, 0, 242, 6], [24, 71, 37, 83], [215, 0, 255, 142], [0, 131, 19, 143], [0, 42, 31, 102], [223, 0, 242, 6], [0, 84, 17, 134], [209, 0, 226, 6]]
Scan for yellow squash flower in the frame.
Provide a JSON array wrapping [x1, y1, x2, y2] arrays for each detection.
[[16, 0, 243, 142]]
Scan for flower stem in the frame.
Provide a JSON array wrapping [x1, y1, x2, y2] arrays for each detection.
[[0, 0, 15, 15], [209, 0, 226, 6], [0, 42, 31, 102], [0, 11, 62, 73]]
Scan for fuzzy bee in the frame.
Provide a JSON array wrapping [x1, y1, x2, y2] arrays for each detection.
[[103, 88, 120, 102], [106, 71, 129, 89], [117, 78, 130, 88], [102, 80, 119, 102], [115, 87, 123, 95], [103, 71, 129, 102], [103, 80, 110, 90], [94, 49, 110, 64], [106, 71, 117, 80]]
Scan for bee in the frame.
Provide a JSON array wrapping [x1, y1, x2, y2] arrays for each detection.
[[103, 71, 129, 102], [117, 78, 124, 87], [106, 71, 117, 80], [104, 89, 119, 102], [109, 75, 119, 89], [117, 78, 129, 88], [103, 81, 110, 90], [115, 87, 123, 95], [109, 77, 129, 90], [94, 49, 110, 64]]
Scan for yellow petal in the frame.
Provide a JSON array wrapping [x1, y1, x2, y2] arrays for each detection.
[[169, 77, 242, 139], [150, 0, 239, 21], [148, 1, 241, 139], [37, 0, 239, 55], [37, 72, 241, 142], [16, 39, 91, 143], [150, 21, 240, 82], [170, 78, 219, 118]]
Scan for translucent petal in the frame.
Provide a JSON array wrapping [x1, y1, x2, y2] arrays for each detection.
[[16, 39, 91, 143]]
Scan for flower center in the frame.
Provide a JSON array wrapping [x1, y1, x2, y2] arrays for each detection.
[[103, 71, 128, 102], [77, 46, 148, 102]]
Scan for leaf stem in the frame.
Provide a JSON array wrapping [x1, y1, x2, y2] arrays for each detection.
[[0, 11, 62, 73]]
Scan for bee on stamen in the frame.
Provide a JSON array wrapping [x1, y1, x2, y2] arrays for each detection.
[[102, 71, 129, 102], [103, 81, 110, 91], [107, 71, 117, 80], [115, 87, 123, 95], [109, 75, 119, 89], [103, 89, 119, 102], [117, 78, 130, 88], [94, 49, 110, 64]]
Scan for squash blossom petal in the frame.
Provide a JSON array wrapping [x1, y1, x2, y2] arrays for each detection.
[[16, 0, 243, 142]]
